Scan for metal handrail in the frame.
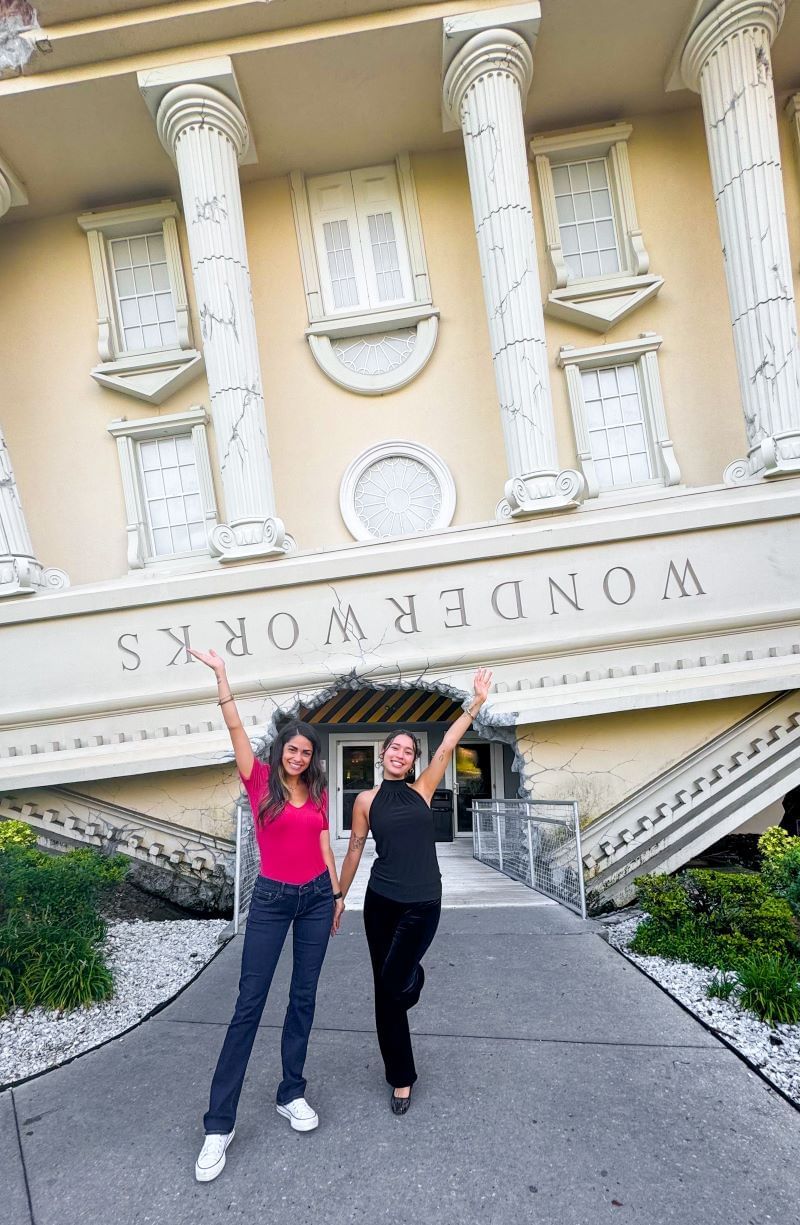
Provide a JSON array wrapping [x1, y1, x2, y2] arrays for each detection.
[[472, 798, 587, 918]]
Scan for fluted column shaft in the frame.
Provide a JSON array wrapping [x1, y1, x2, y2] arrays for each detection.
[[444, 27, 583, 517], [0, 425, 68, 597], [682, 0, 800, 483], [157, 83, 288, 558]]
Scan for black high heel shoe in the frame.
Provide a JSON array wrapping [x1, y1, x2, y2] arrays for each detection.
[[390, 1086, 413, 1116]]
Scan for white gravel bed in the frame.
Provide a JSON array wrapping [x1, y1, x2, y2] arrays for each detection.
[[0, 919, 228, 1087], [606, 916, 800, 1107]]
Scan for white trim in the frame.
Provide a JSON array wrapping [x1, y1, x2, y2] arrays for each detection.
[[339, 440, 457, 542], [531, 124, 662, 333], [558, 333, 681, 499], [107, 407, 219, 571], [290, 156, 439, 394], [77, 200, 202, 403]]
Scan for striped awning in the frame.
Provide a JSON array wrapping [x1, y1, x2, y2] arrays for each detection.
[[298, 687, 463, 725]]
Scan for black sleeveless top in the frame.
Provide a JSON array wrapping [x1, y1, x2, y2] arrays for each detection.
[[368, 780, 442, 903]]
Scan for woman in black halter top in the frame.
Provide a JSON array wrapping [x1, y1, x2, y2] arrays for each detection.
[[338, 668, 492, 1115]]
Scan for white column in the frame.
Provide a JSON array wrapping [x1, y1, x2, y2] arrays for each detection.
[[681, 0, 800, 484], [443, 24, 584, 518], [0, 424, 69, 597], [155, 82, 291, 560], [0, 165, 68, 598]]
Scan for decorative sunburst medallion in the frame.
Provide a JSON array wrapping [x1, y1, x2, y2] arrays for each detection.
[[353, 455, 443, 538], [331, 329, 416, 376]]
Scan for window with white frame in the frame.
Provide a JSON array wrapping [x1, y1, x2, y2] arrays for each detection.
[[552, 158, 621, 281], [107, 408, 218, 570], [137, 434, 207, 557], [78, 201, 203, 406], [290, 155, 439, 395], [531, 125, 663, 334], [109, 232, 179, 353], [307, 165, 414, 316], [580, 363, 652, 490], [558, 334, 681, 499]]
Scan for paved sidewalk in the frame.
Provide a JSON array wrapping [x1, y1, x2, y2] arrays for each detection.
[[4, 906, 800, 1225]]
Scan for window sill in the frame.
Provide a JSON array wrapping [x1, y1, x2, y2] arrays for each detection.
[[133, 552, 220, 578], [545, 273, 663, 334], [305, 303, 438, 340], [92, 348, 204, 405]]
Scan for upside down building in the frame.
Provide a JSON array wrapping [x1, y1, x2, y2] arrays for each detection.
[[1, 0, 800, 909]]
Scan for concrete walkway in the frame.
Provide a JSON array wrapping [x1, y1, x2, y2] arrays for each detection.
[[4, 905, 800, 1225]]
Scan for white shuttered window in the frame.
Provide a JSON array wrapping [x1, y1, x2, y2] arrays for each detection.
[[307, 165, 413, 315]]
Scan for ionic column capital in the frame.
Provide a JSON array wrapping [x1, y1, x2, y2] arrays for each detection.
[[156, 82, 249, 163], [443, 27, 533, 123], [680, 0, 786, 92]]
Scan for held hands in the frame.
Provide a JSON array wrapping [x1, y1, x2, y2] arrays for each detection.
[[331, 898, 345, 937], [187, 647, 227, 677]]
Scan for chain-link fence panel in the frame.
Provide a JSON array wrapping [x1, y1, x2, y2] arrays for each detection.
[[233, 798, 260, 934], [471, 799, 587, 918]]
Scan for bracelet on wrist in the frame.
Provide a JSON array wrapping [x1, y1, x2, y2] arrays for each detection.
[[218, 696, 235, 707], [332, 891, 343, 901]]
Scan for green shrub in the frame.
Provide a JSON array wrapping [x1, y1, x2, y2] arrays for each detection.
[[635, 874, 692, 926], [630, 916, 737, 969], [0, 844, 127, 1016], [632, 868, 799, 969], [0, 820, 37, 850], [758, 826, 800, 921], [736, 952, 800, 1027]]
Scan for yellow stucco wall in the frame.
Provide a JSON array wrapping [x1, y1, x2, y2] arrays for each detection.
[[86, 764, 241, 841], [515, 693, 772, 823], [1, 105, 800, 584]]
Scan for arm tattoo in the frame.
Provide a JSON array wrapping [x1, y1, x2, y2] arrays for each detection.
[[348, 833, 367, 853]]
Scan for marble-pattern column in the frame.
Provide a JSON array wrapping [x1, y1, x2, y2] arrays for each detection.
[[681, 0, 800, 483], [156, 83, 291, 559], [443, 26, 584, 518], [0, 168, 68, 597], [0, 423, 69, 597]]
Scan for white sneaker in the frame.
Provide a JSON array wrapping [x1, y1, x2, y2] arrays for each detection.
[[195, 1130, 235, 1182], [276, 1097, 319, 1132]]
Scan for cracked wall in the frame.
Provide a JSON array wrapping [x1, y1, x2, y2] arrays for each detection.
[[4, 104, 796, 582], [515, 692, 771, 824]]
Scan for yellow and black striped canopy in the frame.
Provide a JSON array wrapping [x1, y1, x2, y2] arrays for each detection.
[[298, 687, 463, 725]]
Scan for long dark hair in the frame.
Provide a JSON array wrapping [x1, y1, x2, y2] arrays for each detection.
[[380, 728, 422, 764], [257, 721, 327, 825]]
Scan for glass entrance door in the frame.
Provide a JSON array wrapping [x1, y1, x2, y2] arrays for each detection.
[[455, 742, 494, 834], [337, 741, 381, 835]]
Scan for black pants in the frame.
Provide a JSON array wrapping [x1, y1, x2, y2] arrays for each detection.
[[363, 885, 441, 1089]]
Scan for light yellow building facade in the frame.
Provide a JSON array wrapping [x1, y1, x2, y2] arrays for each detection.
[[1, 0, 799, 908]]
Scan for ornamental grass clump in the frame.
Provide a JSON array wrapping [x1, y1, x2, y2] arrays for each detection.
[[735, 952, 800, 1027], [0, 835, 127, 1016]]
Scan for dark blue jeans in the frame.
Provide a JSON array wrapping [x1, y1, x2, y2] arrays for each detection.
[[203, 871, 333, 1134]]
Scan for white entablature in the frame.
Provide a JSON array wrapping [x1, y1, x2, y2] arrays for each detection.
[[0, 479, 798, 790]]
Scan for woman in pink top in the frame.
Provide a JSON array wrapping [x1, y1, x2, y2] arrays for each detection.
[[189, 647, 344, 1184]]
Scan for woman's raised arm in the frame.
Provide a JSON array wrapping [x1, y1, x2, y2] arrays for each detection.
[[188, 648, 255, 780], [413, 667, 493, 804]]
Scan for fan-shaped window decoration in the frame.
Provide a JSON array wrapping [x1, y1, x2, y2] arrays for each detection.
[[290, 156, 439, 395], [331, 330, 416, 377], [340, 442, 456, 541]]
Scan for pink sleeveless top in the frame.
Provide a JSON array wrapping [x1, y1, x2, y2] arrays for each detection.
[[241, 759, 328, 886]]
